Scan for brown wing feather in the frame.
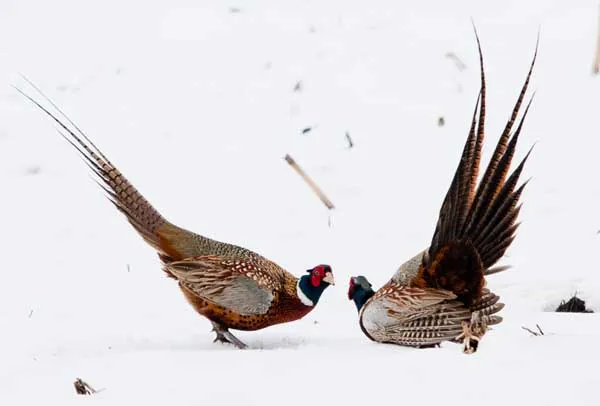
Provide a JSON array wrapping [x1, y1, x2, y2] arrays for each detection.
[[362, 284, 472, 347], [166, 255, 284, 315]]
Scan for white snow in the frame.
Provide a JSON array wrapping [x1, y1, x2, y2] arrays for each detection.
[[1, 0, 600, 405]]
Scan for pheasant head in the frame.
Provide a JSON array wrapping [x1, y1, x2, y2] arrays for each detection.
[[297, 265, 335, 306], [348, 276, 375, 312]]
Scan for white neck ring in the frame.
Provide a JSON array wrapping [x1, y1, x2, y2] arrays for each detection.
[[297, 279, 314, 307]]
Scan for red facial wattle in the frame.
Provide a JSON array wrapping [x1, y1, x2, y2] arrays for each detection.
[[311, 274, 320, 287], [311, 266, 324, 287], [348, 278, 355, 299]]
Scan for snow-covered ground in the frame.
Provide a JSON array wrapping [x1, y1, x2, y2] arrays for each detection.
[[1, 0, 600, 404]]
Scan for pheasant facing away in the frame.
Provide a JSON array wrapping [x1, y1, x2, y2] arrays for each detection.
[[348, 33, 537, 353], [19, 84, 334, 349]]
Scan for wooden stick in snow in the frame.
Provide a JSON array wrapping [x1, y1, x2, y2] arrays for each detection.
[[74, 378, 97, 395], [521, 324, 544, 336], [284, 154, 335, 210], [345, 131, 354, 148], [594, 5, 600, 74]]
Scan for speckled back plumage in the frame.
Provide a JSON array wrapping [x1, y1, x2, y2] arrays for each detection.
[[161, 223, 258, 256]]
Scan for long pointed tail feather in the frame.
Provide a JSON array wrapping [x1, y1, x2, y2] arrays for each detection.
[[433, 92, 481, 250], [15, 83, 180, 258], [463, 95, 535, 248], [18, 81, 266, 266], [417, 28, 537, 304], [467, 38, 538, 214]]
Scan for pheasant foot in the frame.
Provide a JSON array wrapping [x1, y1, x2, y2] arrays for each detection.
[[456, 311, 487, 354], [211, 322, 248, 349]]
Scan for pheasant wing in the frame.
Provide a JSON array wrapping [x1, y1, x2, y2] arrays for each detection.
[[363, 285, 472, 346], [165, 255, 281, 316]]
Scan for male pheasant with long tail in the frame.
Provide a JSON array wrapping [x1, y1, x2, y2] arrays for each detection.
[[348, 32, 536, 353], [18, 83, 334, 349]]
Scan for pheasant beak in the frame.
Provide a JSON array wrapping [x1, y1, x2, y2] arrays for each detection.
[[322, 272, 335, 286]]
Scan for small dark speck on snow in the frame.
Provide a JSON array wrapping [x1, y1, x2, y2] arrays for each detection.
[[24, 165, 41, 176]]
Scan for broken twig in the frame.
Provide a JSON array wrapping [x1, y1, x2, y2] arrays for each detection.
[[522, 324, 544, 336], [74, 378, 97, 395], [284, 154, 335, 210], [345, 131, 354, 148]]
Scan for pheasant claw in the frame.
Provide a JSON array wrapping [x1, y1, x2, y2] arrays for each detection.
[[211, 322, 248, 349], [458, 311, 487, 354]]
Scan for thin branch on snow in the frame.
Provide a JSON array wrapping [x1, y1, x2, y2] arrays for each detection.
[[522, 324, 544, 336], [345, 131, 354, 149], [284, 154, 335, 210]]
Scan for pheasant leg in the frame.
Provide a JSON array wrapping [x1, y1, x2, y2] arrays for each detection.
[[211, 322, 248, 349], [456, 311, 487, 354]]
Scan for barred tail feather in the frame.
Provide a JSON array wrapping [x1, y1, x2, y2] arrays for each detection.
[[16, 84, 174, 257], [418, 28, 537, 304], [18, 81, 261, 266]]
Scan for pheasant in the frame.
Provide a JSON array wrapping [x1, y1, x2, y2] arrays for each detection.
[[348, 32, 536, 353], [18, 83, 335, 349]]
